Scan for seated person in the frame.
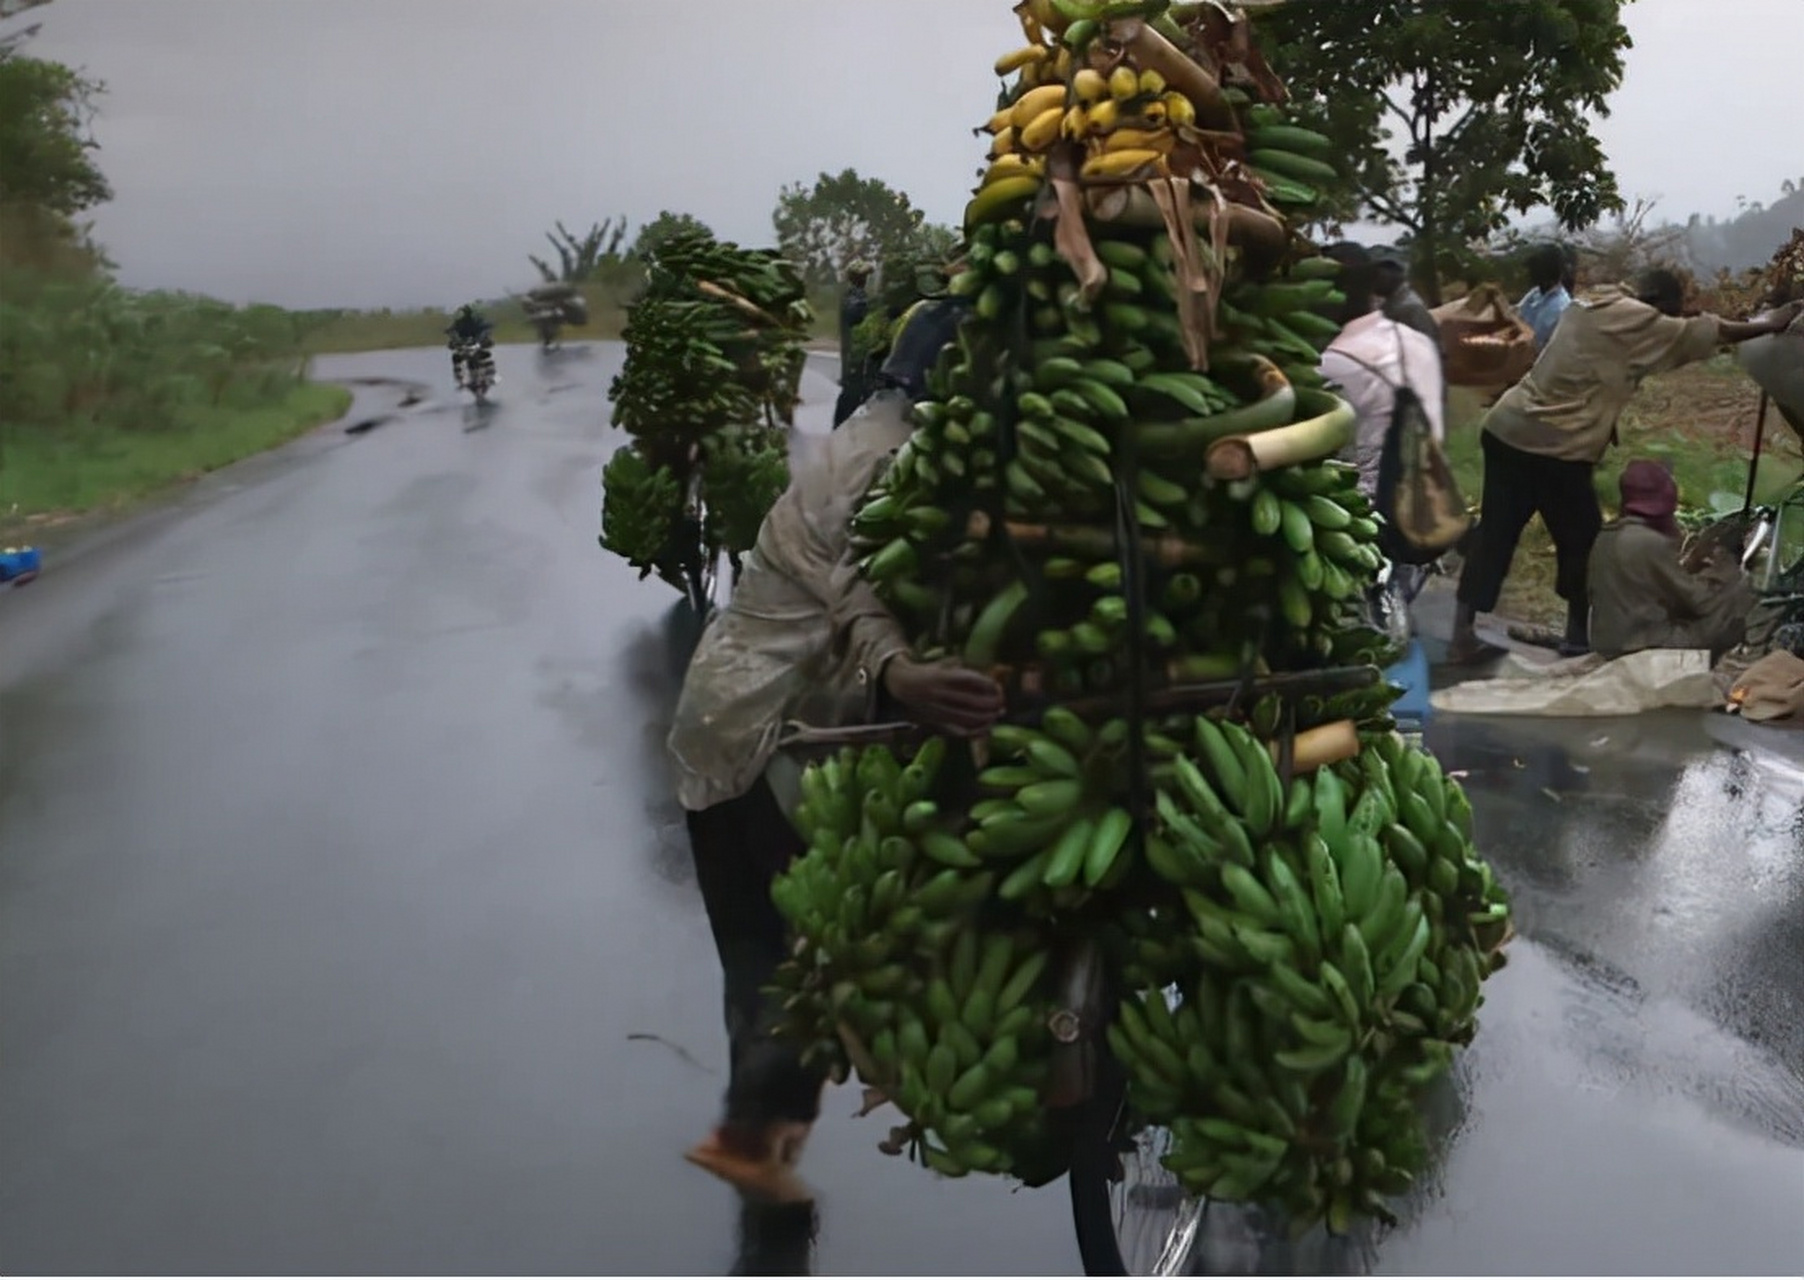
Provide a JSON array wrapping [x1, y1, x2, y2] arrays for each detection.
[[1588, 460, 1756, 660]]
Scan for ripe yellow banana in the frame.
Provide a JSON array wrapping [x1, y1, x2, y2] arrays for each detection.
[[1082, 148, 1166, 178], [1105, 127, 1176, 155], [1085, 99, 1121, 134], [1060, 103, 1089, 140], [1019, 105, 1064, 152], [1163, 91, 1197, 127], [1139, 69, 1168, 96], [989, 126, 1017, 159], [1108, 66, 1140, 101], [983, 154, 1044, 185], [1010, 84, 1069, 130], [983, 106, 1014, 134], [994, 44, 1048, 76], [1073, 68, 1109, 104]]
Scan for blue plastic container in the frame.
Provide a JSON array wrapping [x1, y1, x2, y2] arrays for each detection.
[[0, 545, 42, 582], [1385, 639, 1433, 729]]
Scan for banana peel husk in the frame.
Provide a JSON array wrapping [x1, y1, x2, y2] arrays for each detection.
[[1048, 153, 1110, 305]]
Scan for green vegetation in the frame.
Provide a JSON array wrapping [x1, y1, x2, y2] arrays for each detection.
[[0, 44, 351, 533]]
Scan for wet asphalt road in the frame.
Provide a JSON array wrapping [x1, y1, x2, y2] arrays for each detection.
[[2, 342, 1801, 1275]]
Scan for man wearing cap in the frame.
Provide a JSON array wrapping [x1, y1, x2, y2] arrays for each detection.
[[1588, 460, 1756, 659], [833, 261, 875, 428], [1516, 243, 1574, 352], [1447, 269, 1800, 664], [671, 296, 1006, 1202], [1371, 245, 1441, 345]]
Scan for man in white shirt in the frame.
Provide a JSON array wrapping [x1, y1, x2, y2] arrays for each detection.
[[1318, 271, 1449, 625]]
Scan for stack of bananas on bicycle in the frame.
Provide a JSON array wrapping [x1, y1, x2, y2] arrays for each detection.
[[764, 0, 1515, 1237], [599, 227, 812, 594]]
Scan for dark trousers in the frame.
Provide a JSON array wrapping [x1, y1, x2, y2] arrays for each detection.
[[686, 779, 823, 1125], [832, 379, 866, 430], [1457, 430, 1602, 614]]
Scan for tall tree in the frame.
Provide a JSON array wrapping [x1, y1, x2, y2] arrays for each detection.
[[772, 169, 940, 288], [1260, 0, 1633, 300], [528, 217, 625, 284], [0, 51, 111, 217]]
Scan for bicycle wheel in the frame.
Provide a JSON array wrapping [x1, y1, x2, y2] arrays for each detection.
[[682, 469, 720, 620], [1068, 988, 1351, 1276], [1068, 1000, 1209, 1276]]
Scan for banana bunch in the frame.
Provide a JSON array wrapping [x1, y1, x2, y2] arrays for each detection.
[[1102, 729, 1508, 1229], [699, 425, 790, 560], [1238, 104, 1341, 216], [597, 445, 687, 589], [766, 738, 1065, 1178]]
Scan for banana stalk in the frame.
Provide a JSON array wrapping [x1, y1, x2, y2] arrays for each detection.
[[1270, 719, 1361, 772], [1204, 390, 1357, 481]]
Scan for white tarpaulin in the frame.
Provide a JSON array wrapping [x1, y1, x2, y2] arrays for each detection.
[[1431, 648, 1719, 716]]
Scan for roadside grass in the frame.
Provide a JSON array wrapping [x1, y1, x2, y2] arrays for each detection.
[[1, 380, 352, 541], [1443, 355, 1803, 626]]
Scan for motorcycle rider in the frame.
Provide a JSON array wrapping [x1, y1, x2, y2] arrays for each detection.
[[445, 302, 495, 390], [671, 296, 1005, 1203]]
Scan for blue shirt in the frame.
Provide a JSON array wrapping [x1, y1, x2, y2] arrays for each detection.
[[1517, 284, 1572, 350]]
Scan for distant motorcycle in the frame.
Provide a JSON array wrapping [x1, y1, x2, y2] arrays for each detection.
[[453, 339, 497, 404], [524, 300, 564, 352]]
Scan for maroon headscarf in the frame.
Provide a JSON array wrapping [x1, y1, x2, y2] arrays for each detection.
[[1619, 459, 1680, 538]]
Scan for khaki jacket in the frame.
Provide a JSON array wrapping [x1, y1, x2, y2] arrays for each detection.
[[1486, 285, 1722, 463], [1588, 517, 1734, 656], [667, 393, 914, 813]]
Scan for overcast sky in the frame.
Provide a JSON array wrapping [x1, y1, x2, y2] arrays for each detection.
[[16, 0, 1804, 310]]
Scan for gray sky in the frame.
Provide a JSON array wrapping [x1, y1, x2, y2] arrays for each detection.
[[18, 0, 1804, 310]]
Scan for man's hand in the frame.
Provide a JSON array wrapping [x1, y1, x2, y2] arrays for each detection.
[[881, 656, 1005, 737]]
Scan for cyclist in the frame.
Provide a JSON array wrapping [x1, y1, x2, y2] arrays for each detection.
[[670, 296, 1005, 1202]]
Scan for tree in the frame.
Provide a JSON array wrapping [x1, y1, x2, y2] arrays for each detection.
[[1260, 0, 1632, 301], [0, 51, 111, 218], [772, 169, 941, 288], [528, 217, 626, 284], [629, 210, 714, 262]]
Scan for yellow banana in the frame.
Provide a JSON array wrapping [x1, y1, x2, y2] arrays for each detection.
[[1141, 99, 1168, 125], [1010, 84, 1069, 129], [966, 173, 1044, 228], [1061, 103, 1090, 140], [1105, 127, 1176, 154], [1053, 47, 1073, 80], [983, 154, 1044, 185], [1108, 66, 1140, 101], [1081, 148, 1166, 178], [983, 106, 1014, 134], [1073, 68, 1109, 104], [1019, 105, 1065, 152], [1163, 91, 1197, 128], [989, 126, 1018, 159], [994, 44, 1048, 76], [1139, 69, 1168, 96], [1085, 99, 1121, 133]]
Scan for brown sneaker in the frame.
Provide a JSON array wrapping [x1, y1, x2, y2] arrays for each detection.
[[684, 1121, 816, 1204]]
